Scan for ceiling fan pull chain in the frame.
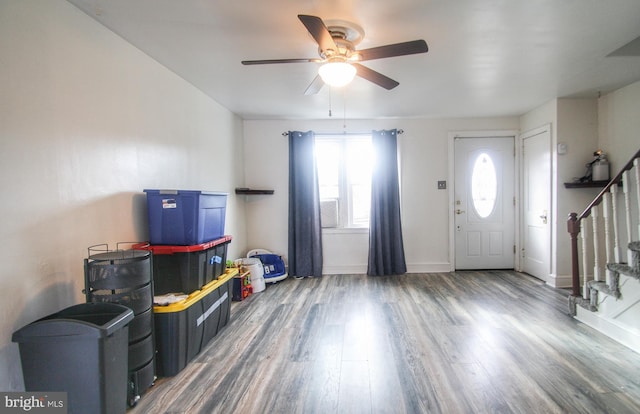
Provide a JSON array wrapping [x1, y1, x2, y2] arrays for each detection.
[[343, 88, 347, 130]]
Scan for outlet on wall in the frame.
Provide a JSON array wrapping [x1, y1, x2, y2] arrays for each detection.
[[437, 181, 447, 189]]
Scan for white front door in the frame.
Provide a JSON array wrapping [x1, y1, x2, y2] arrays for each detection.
[[521, 127, 551, 280], [454, 137, 515, 269]]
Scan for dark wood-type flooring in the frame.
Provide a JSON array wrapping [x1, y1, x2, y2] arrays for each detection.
[[129, 271, 640, 413]]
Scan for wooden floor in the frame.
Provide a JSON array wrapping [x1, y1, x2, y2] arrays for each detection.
[[129, 271, 640, 414]]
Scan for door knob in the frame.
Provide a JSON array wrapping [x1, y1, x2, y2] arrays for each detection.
[[539, 211, 548, 224], [456, 209, 465, 215]]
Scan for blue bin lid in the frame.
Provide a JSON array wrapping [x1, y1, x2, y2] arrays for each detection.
[[143, 189, 228, 196]]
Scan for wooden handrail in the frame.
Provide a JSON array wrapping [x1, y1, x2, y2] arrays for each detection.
[[568, 148, 640, 298], [577, 149, 640, 220]]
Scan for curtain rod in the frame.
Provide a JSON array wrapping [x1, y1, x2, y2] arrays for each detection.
[[282, 129, 403, 136]]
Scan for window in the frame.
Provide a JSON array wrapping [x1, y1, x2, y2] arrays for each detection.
[[315, 135, 373, 229], [471, 152, 497, 218]]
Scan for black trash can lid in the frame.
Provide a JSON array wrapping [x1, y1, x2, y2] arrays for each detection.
[[12, 302, 134, 343]]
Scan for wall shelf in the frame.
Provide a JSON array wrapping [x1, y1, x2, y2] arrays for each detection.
[[564, 180, 610, 189], [235, 188, 274, 195]]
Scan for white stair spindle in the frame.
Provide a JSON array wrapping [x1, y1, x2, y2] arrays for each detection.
[[611, 185, 621, 264], [635, 159, 640, 240], [603, 193, 612, 264], [581, 219, 589, 299], [623, 170, 633, 264], [592, 205, 601, 282], [603, 192, 613, 286]]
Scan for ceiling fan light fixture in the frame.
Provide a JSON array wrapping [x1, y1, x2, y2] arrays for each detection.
[[318, 62, 356, 87]]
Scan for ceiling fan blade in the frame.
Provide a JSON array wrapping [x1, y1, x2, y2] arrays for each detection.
[[242, 58, 321, 65], [304, 75, 325, 95], [357, 39, 428, 61], [353, 63, 399, 90], [298, 14, 338, 54]]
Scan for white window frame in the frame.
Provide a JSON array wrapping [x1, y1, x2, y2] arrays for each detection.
[[316, 134, 372, 230]]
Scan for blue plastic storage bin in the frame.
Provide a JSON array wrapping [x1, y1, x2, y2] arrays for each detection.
[[144, 189, 227, 245]]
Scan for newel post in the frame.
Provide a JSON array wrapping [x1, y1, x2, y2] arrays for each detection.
[[567, 212, 581, 297]]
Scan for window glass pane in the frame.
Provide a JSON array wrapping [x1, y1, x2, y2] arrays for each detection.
[[346, 138, 372, 184], [315, 135, 372, 228], [471, 152, 497, 218], [346, 137, 372, 227], [351, 183, 370, 226], [316, 140, 340, 199]]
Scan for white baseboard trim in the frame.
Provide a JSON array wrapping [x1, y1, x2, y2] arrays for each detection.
[[575, 307, 640, 354], [548, 273, 573, 288], [407, 263, 451, 273], [321, 262, 451, 275], [322, 264, 367, 275]]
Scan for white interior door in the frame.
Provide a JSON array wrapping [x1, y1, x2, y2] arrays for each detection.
[[454, 137, 515, 269], [521, 128, 551, 280]]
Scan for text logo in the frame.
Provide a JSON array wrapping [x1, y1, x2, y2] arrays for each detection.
[[0, 393, 67, 414]]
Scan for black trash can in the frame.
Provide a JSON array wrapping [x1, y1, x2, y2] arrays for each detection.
[[12, 302, 134, 414]]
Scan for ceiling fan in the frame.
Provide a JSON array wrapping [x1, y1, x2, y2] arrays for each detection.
[[241, 14, 429, 95]]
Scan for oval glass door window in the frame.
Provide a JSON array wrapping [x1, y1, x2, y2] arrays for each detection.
[[471, 153, 497, 218]]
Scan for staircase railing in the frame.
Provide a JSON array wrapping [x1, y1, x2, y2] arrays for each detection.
[[567, 149, 640, 313]]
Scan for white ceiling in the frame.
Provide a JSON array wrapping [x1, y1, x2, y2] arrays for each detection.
[[66, 0, 640, 120]]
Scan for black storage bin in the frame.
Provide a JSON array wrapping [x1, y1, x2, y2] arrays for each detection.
[[153, 269, 236, 377], [217, 277, 234, 332], [133, 235, 231, 295], [209, 241, 229, 284], [152, 247, 210, 294], [12, 302, 133, 414], [154, 296, 205, 377]]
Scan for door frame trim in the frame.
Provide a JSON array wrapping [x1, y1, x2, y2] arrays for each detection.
[[518, 123, 553, 282], [448, 130, 520, 271]]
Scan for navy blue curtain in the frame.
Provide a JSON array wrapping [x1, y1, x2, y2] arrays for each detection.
[[288, 131, 323, 277], [367, 129, 407, 276]]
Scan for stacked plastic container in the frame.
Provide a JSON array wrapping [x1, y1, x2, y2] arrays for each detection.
[[151, 268, 237, 376], [139, 189, 233, 376], [83, 245, 156, 407], [136, 236, 231, 295]]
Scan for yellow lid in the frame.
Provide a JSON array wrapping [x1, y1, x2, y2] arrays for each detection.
[[153, 268, 238, 313]]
